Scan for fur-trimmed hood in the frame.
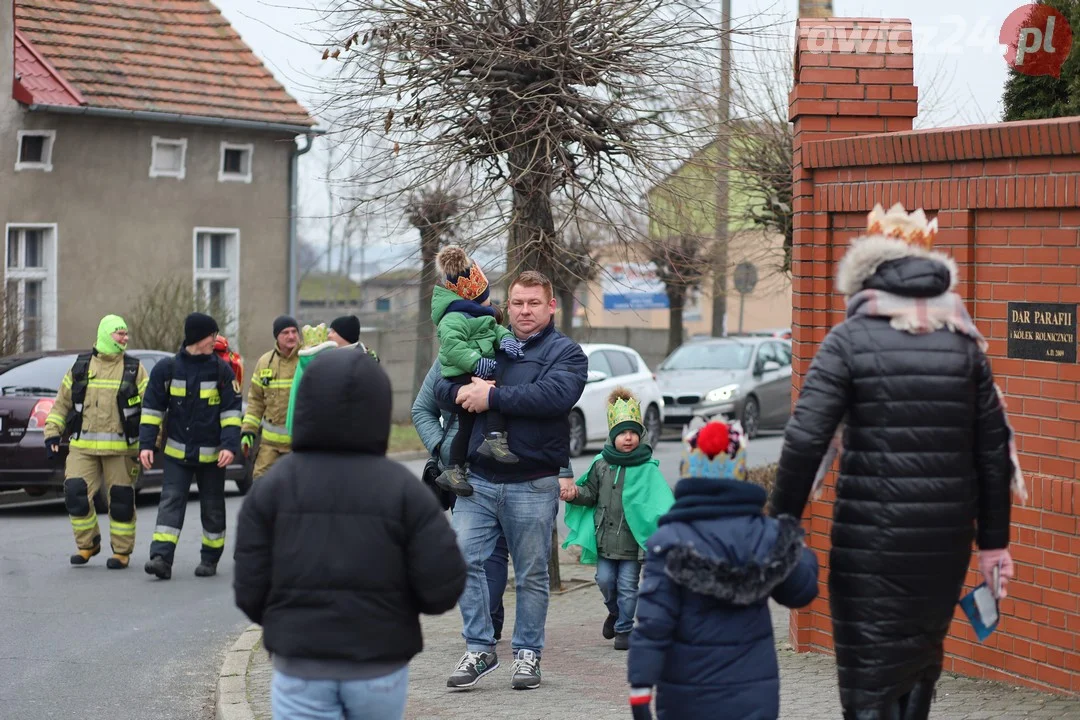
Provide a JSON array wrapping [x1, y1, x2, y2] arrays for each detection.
[[662, 515, 805, 606], [836, 234, 959, 297]]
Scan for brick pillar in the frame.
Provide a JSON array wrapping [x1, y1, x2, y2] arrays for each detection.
[[787, 17, 918, 653]]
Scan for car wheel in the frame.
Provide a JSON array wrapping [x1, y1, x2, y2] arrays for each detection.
[[644, 404, 662, 444], [741, 396, 760, 440], [568, 409, 587, 458]]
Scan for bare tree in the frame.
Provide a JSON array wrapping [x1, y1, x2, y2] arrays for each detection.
[[0, 285, 24, 358], [316, 0, 750, 293], [126, 278, 237, 352], [646, 233, 707, 354], [406, 184, 463, 397], [550, 204, 606, 336]]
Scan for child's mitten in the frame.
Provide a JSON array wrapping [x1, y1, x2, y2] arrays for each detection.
[[474, 357, 497, 380], [629, 688, 654, 720], [499, 335, 525, 360]]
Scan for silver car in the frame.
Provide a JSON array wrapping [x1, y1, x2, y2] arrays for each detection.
[[655, 337, 792, 438]]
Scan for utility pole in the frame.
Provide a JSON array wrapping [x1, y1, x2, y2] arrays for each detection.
[[709, 0, 732, 337]]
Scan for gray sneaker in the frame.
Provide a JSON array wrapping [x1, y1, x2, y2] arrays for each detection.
[[511, 649, 541, 690], [477, 432, 519, 464], [435, 466, 474, 497], [447, 651, 499, 689]]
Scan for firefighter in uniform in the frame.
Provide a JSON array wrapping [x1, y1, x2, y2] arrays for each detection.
[[44, 315, 148, 568], [139, 313, 242, 580], [241, 315, 300, 480]]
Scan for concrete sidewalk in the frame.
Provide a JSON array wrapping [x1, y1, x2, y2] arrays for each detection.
[[223, 562, 1079, 720]]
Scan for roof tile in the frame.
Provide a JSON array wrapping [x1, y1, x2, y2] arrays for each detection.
[[14, 0, 314, 128]]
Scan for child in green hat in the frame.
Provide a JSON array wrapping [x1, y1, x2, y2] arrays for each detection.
[[563, 387, 675, 650]]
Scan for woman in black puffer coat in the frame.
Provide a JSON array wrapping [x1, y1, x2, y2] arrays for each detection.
[[770, 205, 1016, 720]]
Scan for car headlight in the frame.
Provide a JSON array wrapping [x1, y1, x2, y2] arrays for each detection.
[[704, 384, 740, 403]]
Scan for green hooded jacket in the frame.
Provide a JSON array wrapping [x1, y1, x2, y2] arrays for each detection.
[[431, 285, 513, 378], [563, 444, 675, 562]]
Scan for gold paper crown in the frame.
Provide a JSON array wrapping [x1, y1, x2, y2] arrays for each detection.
[[301, 323, 328, 348], [607, 396, 642, 431], [867, 203, 937, 249]]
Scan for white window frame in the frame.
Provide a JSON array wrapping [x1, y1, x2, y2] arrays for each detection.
[[192, 227, 241, 342], [218, 142, 254, 183], [15, 130, 56, 172], [3, 223, 58, 351], [149, 136, 187, 179]]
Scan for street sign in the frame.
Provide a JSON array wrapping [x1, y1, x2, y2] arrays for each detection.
[[734, 261, 758, 294]]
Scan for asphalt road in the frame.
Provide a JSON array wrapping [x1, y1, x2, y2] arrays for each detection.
[[0, 432, 784, 720]]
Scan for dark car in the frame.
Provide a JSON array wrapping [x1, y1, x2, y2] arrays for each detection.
[[0, 349, 254, 497]]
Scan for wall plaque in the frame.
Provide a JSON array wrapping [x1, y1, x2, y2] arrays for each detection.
[[1007, 302, 1077, 363]]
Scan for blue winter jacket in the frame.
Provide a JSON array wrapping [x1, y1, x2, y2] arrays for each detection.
[[627, 478, 819, 720], [434, 319, 587, 481], [139, 349, 243, 464]]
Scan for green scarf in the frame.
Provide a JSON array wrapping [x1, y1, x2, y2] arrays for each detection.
[[95, 314, 127, 355], [563, 443, 675, 564], [285, 341, 337, 433]]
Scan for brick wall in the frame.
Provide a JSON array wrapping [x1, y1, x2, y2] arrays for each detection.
[[788, 17, 1080, 695]]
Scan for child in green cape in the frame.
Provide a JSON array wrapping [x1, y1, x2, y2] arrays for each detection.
[[563, 387, 675, 650]]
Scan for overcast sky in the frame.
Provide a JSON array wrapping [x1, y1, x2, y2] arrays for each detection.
[[212, 0, 1025, 274]]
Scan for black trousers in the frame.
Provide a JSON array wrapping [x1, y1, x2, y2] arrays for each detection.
[[447, 372, 505, 468], [148, 457, 227, 566], [842, 677, 936, 720]]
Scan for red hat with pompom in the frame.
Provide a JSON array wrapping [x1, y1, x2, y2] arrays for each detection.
[[679, 418, 747, 480]]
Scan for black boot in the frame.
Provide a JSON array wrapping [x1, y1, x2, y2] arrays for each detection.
[[614, 632, 631, 651], [144, 556, 172, 580], [194, 561, 217, 577], [602, 613, 617, 640]]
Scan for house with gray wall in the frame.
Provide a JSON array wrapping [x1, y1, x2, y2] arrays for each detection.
[[1, 0, 315, 357]]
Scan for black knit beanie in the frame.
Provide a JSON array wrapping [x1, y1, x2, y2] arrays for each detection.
[[330, 315, 361, 345], [183, 312, 219, 347], [273, 315, 299, 339]]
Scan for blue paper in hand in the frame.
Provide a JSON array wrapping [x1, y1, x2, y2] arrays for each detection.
[[959, 566, 1000, 642]]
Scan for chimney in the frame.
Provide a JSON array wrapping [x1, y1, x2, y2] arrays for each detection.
[[798, 0, 833, 18]]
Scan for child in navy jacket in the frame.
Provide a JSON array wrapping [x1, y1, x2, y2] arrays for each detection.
[[627, 419, 819, 720]]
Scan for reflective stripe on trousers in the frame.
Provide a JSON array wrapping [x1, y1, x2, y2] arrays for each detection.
[[153, 524, 181, 544]]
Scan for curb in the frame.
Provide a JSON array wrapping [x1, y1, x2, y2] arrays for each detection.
[[216, 624, 261, 720]]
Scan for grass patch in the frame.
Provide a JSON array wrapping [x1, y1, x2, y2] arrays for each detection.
[[389, 424, 427, 454]]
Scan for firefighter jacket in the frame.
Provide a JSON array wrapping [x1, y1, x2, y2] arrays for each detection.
[[44, 351, 149, 456], [138, 350, 243, 464], [242, 345, 298, 448]]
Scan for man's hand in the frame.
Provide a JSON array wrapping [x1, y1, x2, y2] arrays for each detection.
[[218, 450, 235, 468], [457, 377, 495, 413], [139, 450, 154, 471], [44, 437, 60, 460], [559, 477, 578, 501], [241, 433, 255, 458]]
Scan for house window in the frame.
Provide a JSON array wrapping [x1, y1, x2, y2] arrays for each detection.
[[193, 228, 240, 339], [15, 130, 56, 172], [218, 143, 253, 183], [150, 137, 187, 179], [376, 298, 391, 312], [4, 225, 57, 351]]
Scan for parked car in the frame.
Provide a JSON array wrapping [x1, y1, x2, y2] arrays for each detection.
[[569, 343, 665, 457], [730, 327, 792, 340], [0, 349, 254, 497], [655, 336, 792, 438]]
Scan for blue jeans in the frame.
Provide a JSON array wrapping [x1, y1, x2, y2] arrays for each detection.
[[486, 533, 509, 636], [270, 666, 409, 720], [596, 558, 642, 634], [452, 472, 559, 655]]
